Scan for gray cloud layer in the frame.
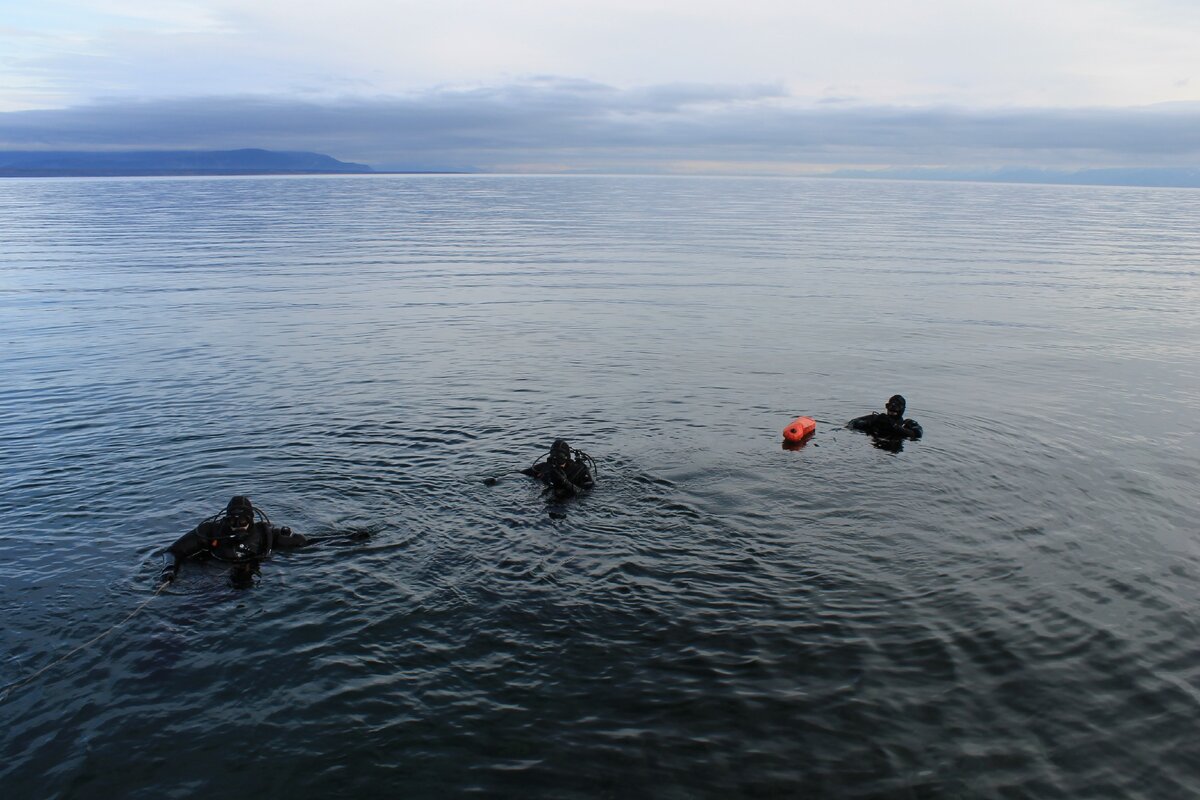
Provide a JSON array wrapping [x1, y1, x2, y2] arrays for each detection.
[[2, 80, 1198, 172]]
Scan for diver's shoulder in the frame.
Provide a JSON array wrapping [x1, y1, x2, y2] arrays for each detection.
[[192, 519, 220, 536]]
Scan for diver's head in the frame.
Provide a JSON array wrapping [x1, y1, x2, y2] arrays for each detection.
[[550, 439, 571, 465], [225, 495, 254, 532], [885, 395, 906, 418]]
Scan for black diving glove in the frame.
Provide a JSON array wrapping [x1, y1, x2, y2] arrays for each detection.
[[158, 564, 178, 585]]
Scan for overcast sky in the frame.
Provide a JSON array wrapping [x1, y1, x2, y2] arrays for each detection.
[[2, 0, 1198, 172]]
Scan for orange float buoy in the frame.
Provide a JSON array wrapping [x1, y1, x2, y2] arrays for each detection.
[[782, 416, 816, 443]]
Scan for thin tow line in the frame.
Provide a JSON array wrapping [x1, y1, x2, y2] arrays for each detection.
[[0, 581, 169, 703]]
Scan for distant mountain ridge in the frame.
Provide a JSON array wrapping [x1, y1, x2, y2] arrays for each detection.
[[0, 148, 373, 176]]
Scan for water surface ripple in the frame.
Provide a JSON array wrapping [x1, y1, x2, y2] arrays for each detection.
[[1, 175, 1198, 798]]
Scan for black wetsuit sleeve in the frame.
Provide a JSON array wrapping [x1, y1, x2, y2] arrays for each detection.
[[848, 413, 918, 439], [524, 460, 591, 498], [847, 413, 884, 434], [568, 461, 594, 490], [166, 525, 209, 570], [548, 461, 591, 499]]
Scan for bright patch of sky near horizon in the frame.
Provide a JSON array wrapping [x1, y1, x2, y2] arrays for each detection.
[[2, 0, 1198, 113]]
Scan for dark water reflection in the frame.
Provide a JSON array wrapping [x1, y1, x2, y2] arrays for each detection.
[[1, 175, 1198, 798]]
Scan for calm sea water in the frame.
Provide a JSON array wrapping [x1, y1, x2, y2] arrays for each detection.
[[1, 174, 1197, 798]]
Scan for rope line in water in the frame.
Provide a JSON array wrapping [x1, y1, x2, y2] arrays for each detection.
[[0, 582, 169, 703]]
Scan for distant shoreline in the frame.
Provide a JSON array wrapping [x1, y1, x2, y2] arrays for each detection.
[[0, 148, 465, 178], [2, 170, 1196, 189], [0, 170, 466, 178]]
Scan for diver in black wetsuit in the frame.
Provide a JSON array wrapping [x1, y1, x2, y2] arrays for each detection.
[[522, 439, 595, 501], [158, 495, 308, 586], [847, 394, 923, 444]]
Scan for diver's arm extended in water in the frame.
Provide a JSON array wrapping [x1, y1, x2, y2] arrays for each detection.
[[267, 525, 308, 549], [160, 524, 210, 583], [847, 413, 922, 440], [846, 413, 886, 433], [301, 529, 374, 548]]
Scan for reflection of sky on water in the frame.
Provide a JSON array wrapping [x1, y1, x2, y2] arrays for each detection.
[[1, 175, 1198, 798]]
